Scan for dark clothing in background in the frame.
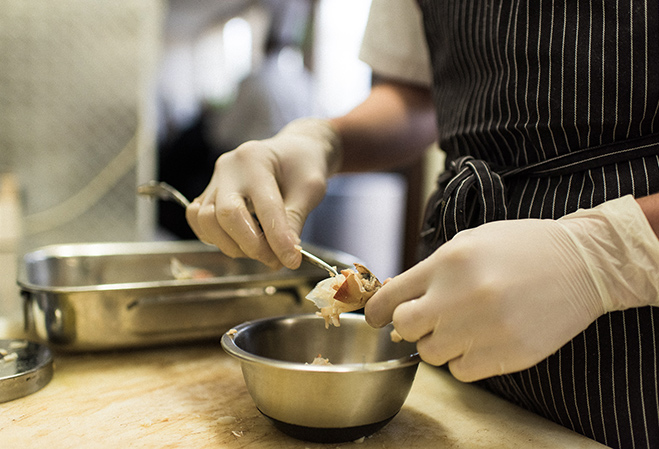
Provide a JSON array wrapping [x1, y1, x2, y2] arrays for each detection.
[[158, 112, 218, 239]]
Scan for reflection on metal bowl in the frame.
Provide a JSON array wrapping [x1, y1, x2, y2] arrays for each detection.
[[221, 313, 420, 443]]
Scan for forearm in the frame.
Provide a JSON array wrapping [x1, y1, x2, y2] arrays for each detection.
[[636, 192, 659, 238], [330, 80, 437, 173]]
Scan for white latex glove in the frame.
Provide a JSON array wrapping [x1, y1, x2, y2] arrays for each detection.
[[186, 118, 342, 270], [365, 195, 659, 382]]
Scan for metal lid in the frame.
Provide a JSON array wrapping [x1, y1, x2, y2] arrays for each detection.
[[0, 339, 53, 403]]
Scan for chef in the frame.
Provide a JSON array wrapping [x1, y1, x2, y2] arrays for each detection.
[[186, 1, 659, 448]]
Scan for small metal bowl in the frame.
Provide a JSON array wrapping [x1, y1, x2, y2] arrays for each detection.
[[221, 313, 420, 443]]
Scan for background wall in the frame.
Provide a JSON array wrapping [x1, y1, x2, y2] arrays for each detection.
[[0, 0, 164, 251]]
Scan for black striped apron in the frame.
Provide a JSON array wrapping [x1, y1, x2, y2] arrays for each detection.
[[414, 1, 659, 448]]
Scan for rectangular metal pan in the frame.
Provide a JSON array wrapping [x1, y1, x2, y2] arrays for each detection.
[[18, 241, 355, 351]]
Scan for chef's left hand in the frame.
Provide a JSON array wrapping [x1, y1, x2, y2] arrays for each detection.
[[365, 195, 659, 382]]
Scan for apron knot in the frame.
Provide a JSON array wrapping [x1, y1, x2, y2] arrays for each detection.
[[419, 156, 507, 255]]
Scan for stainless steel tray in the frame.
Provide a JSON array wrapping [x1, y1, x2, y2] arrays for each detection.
[[18, 241, 354, 351]]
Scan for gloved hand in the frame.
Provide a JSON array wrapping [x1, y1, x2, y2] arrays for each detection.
[[365, 195, 659, 382], [186, 118, 342, 270]]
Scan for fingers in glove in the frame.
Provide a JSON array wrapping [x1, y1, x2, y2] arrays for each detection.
[[244, 166, 329, 271], [447, 352, 506, 383], [447, 341, 545, 383], [390, 299, 433, 342], [394, 295, 472, 368], [187, 199, 245, 258], [416, 331, 470, 369], [185, 199, 210, 245], [248, 179, 307, 270], [364, 266, 431, 328], [211, 191, 283, 270]]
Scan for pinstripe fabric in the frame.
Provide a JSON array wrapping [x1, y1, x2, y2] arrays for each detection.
[[415, 1, 659, 447]]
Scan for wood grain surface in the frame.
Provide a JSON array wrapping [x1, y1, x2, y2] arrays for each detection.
[[0, 342, 608, 448]]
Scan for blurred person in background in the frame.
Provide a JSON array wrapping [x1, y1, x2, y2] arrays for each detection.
[[211, 31, 314, 151], [186, 1, 659, 447], [158, 0, 313, 238]]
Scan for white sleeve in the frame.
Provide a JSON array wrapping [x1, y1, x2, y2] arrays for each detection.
[[359, 0, 432, 87]]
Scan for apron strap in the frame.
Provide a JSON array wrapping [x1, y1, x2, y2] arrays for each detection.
[[419, 133, 659, 254], [503, 132, 659, 178], [420, 156, 507, 247]]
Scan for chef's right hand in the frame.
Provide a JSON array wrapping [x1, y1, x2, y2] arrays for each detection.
[[186, 118, 342, 270]]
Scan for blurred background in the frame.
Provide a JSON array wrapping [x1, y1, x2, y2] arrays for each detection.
[[0, 0, 444, 321]]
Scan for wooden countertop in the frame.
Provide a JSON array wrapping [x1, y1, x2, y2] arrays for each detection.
[[0, 339, 608, 448]]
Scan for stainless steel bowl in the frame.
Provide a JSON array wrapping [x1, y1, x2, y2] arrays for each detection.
[[221, 313, 420, 443]]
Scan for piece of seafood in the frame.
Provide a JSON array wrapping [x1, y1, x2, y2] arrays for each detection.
[[305, 263, 382, 328], [307, 354, 332, 365], [170, 257, 214, 280]]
